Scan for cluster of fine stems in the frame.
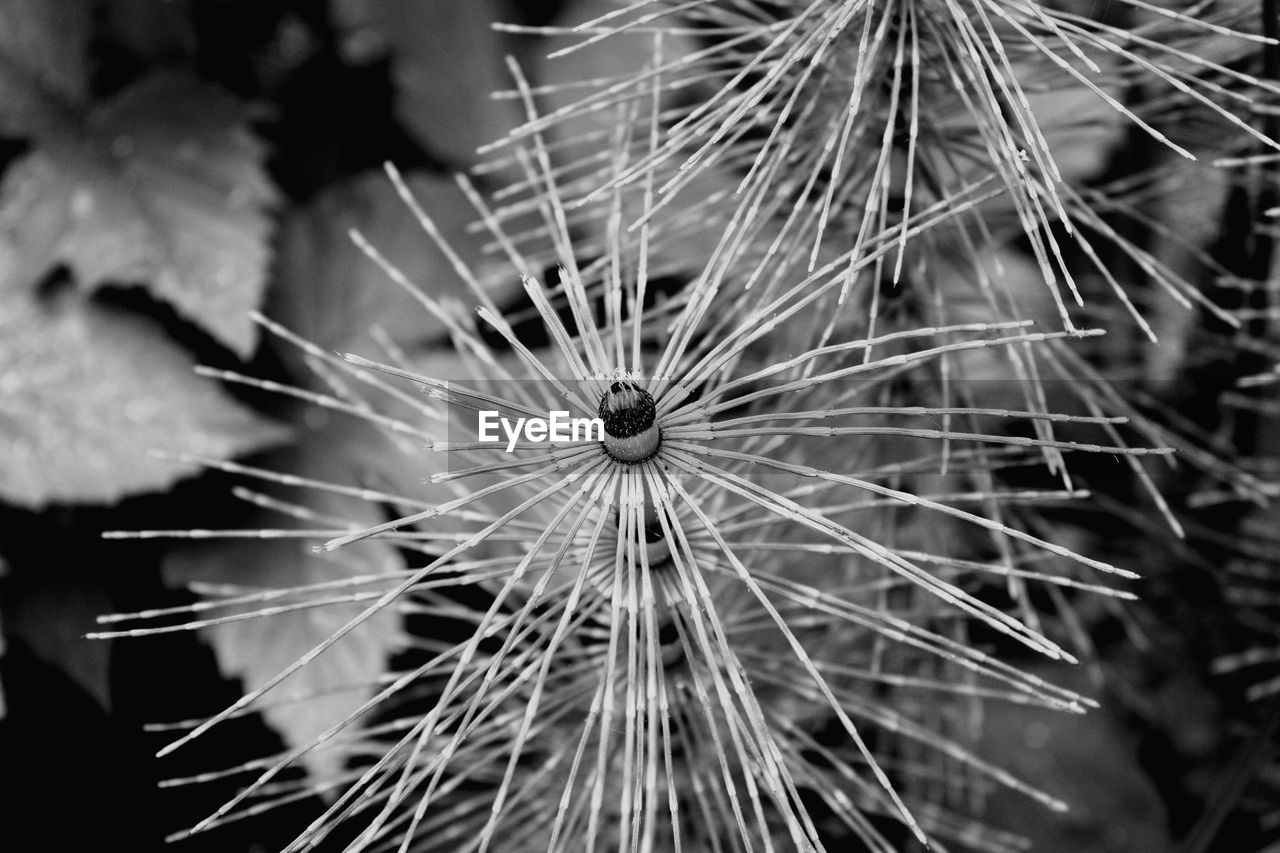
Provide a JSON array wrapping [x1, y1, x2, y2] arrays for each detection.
[[100, 2, 1280, 851]]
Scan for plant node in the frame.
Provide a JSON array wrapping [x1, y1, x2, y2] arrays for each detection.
[[599, 380, 660, 463]]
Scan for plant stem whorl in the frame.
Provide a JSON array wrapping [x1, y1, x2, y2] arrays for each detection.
[[599, 380, 660, 463]]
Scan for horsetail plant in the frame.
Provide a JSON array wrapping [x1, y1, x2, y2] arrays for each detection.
[[94, 0, 1280, 850], [99, 79, 1175, 849]]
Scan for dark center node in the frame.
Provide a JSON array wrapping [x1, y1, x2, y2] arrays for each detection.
[[599, 381, 661, 463]]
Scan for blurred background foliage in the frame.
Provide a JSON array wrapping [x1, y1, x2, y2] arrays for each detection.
[[0, 1, 1276, 851]]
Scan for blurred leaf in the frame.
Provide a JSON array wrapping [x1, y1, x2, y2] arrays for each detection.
[[1025, 78, 1126, 185], [4, 558, 112, 713], [1146, 165, 1234, 383], [365, 0, 520, 168], [0, 72, 278, 356], [163, 420, 406, 781], [269, 169, 517, 371], [0, 0, 90, 137], [0, 288, 290, 508], [979, 664, 1172, 853]]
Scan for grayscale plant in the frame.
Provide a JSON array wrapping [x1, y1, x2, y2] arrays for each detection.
[[76, 2, 1280, 852]]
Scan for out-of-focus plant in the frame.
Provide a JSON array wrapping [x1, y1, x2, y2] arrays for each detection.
[[0, 1, 285, 505]]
